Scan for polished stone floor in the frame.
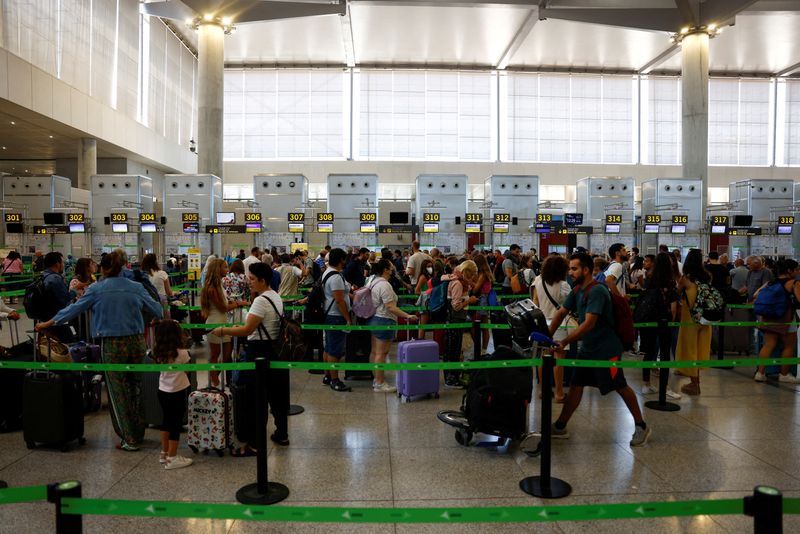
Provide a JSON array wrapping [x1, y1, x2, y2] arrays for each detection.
[[1, 323, 800, 533]]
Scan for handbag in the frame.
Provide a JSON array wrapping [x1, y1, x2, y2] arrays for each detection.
[[510, 271, 528, 294], [36, 334, 71, 363]]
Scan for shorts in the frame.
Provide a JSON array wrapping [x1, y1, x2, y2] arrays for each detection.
[[570, 355, 627, 395], [367, 316, 396, 341], [324, 315, 348, 357]]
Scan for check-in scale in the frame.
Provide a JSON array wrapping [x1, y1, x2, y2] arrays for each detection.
[[163, 174, 223, 258], [415, 175, 468, 255], [640, 178, 704, 259]]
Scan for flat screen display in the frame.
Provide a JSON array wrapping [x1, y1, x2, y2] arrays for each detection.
[[183, 222, 199, 233], [5, 223, 23, 234], [549, 245, 567, 254], [671, 224, 687, 234], [604, 223, 620, 234], [733, 215, 753, 227], [69, 223, 85, 233], [112, 223, 128, 233], [317, 223, 333, 233], [643, 224, 660, 234], [423, 223, 439, 233], [711, 224, 727, 234], [360, 222, 376, 233], [216, 212, 235, 225], [140, 223, 157, 233], [389, 212, 409, 224], [288, 223, 305, 233], [777, 225, 793, 235], [493, 223, 509, 233], [43, 212, 65, 225], [245, 223, 262, 233], [565, 213, 583, 227], [465, 223, 481, 233]]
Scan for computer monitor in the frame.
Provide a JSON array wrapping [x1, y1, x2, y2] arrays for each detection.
[[671, 224, 687, 234], [43, 212, 65, 225], [389, 212, 409, 224], [777, 225, 793, 235], [140, 223, 157, 233], [245, 223, 262, 233], [711, 224, 727, 234], [288, 223, 304, 233], [360, 223, 376, 233], [317, 223, 333, 233], [465, 223, 481, 233], [423, 223, 439, 233], [69, 223, 86, 233], [111, 223, 128, 233], [216, 212, 235, 225], [5, 223, 23, 234], [604, 223, 620, 234], [493, 223, 509, 233], [732, 215, 753, 227], [643, 224, 659, 234], [183, 222, 199, 233]]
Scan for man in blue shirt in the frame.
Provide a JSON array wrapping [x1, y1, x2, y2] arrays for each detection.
[[547, 252, 651, 447], [41, 252, 77, 342]]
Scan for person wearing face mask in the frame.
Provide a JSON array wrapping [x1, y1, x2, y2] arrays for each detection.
[[441, 260, 479, 389], [470, 253, 495, 352]]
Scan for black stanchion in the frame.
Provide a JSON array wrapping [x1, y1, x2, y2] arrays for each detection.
[[645, 335, 680, 412], [744, 485, 783, 534], [715, 304, 733, 369], [236, 357, 290, 505], [288, 404, 305, 416], [472, 319, 481, 361], [519, 353, 571, 499], [0, 480, 7, 488], [47, 480, 82, 534]]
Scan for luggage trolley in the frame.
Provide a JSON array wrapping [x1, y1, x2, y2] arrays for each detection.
[[437, 299, 552, 455]]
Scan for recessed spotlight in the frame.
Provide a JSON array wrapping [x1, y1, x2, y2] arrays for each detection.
[[680, 26, 689, 34], [1, 147, 5, 150], [10, 121, 15, 125], [48, 135, 53, 139], [203, 13, 213, 21], [221, 16, 232, 25]]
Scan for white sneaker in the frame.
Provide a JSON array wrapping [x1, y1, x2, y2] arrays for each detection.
[[373, 382, 397, 393], [164, 455, 193, 470], [754, 372, 767, 382], [641, 384, 656, 395], [666, 389, 682, 400], [778, 374, 800, 384], [159, 452, 168, 464]]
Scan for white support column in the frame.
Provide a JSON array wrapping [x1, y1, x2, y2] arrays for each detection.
[[77, 138, 97, 190], [197, 22, 225, 180], [681, 31, 710, 221]]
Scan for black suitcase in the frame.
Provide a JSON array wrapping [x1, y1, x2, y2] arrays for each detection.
[[0, 321, 32, 432], [504, 299, 549, 351], [344, 323, 373, 380], [230, 380, 250, 444], [489, 310, 513, 349], [188, 309, 205, 345]]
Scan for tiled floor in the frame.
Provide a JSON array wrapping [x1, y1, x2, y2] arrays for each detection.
[[1, 321, 800, 532]]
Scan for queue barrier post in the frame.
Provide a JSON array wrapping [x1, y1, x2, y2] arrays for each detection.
[[235, 357, 290, 505], [519, 353, 571, 499], [472, 319, 481, 361], [644, 321, 680, 413], [715, 303, 733, 370], [48, 481, 82, 534], [744, 485, 783, 534]]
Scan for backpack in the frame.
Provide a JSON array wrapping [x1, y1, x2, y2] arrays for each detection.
[[132, 269, 161, 324], [688, 282, 725, 324], [23, 273, 58, 321], [632, 286, 664, 324], [581, 281, 635, 351], [753, 280, 789, 319], [311, 261, 322, 282], [594, 271, 607, 284], [258, 295, 306, 361], [352, 277, 387, 319], [304, 271, 340, 324], [427, 279, 451, 315]]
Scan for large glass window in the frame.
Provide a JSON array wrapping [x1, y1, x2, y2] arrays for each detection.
[[781, 79, 800, 166], [224, 69, 346, 159], [644, 76, 681, 165], [357, 70, 493, 160], [506, 73, 634, 163], [708, 78, 771, 166]]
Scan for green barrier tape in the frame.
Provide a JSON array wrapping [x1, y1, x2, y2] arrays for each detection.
[[0, 359, 540, 372], [282, 295, 304, 300], [726, 304, 753, 309], [786, 498, 800, 514], [179, 323, 244, 329], [174, 305, 201, 311], [58, 497, 746, 523], [556, 357, 800, 369], [0, 278, 31, 286], [301, 323, 475, 331], [0, 485, 48, 505], [0, 290, 26, 298]]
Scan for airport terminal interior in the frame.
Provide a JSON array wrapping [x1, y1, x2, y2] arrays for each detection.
[[2, 0, 800, 532]]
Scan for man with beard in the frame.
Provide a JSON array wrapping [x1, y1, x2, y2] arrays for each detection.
[[501, 244, 522, 291], [603, 243, 629, 299], [547, 252, 652, 447]]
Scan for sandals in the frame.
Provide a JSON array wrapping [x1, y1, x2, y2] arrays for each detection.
[[680, 382, 701, 396], [230, 446, 258, 457]]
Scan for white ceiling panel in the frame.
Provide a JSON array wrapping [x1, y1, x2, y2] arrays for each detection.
[[350, 5, 532, 66], [706, 13, 800, 73], [508, 19, 672, 71], [224, 15, 345, 64]]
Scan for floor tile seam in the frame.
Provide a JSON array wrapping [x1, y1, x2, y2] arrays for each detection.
[[723, 438, 800, 482], [0, 449, 34, 474], [96, 451, 151, 499]]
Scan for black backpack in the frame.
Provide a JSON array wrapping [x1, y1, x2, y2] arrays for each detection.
[[304, 271, 339, 324], [23, 273, 58, 321], [132, 269, 161, 323]]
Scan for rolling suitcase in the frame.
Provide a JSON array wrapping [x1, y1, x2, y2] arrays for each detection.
[[188, 309, 205, 345], [23, 331, 86, 451], [69, 341, 102, 412], [187, 338, 235, 456], [489, 310, 513, 349], [143, 351, 196, 428], [504, 299, 549, 352], [396, 339, 440, 402], [0, 320, 31, 432], [344, 320, 373, 380], [718, 307, 751, 355], [394, 315, 419, 342]]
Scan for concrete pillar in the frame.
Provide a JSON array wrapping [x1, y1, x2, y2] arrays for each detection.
[[197, 22, 225, 180], [77, 138, 97, 190], [681, 31, 709, 220]]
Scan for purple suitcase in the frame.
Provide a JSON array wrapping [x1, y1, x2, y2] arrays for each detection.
[[397, 340, 440, 402]]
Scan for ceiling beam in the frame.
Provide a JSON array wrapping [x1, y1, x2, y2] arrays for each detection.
[[539, 7, 684, 32], [638, 44, 680, 74], [495, 6, 539, 69], [353, 1, 538, 7], [775, 61, 800, 77]]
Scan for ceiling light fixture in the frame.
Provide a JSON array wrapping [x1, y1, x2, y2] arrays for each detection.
[[49, 135, 53, 139], [221, 16, 232, 26], [203, 13, 213, 21], [10, 121, 15, 125], [670, 24, 723, 45]]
